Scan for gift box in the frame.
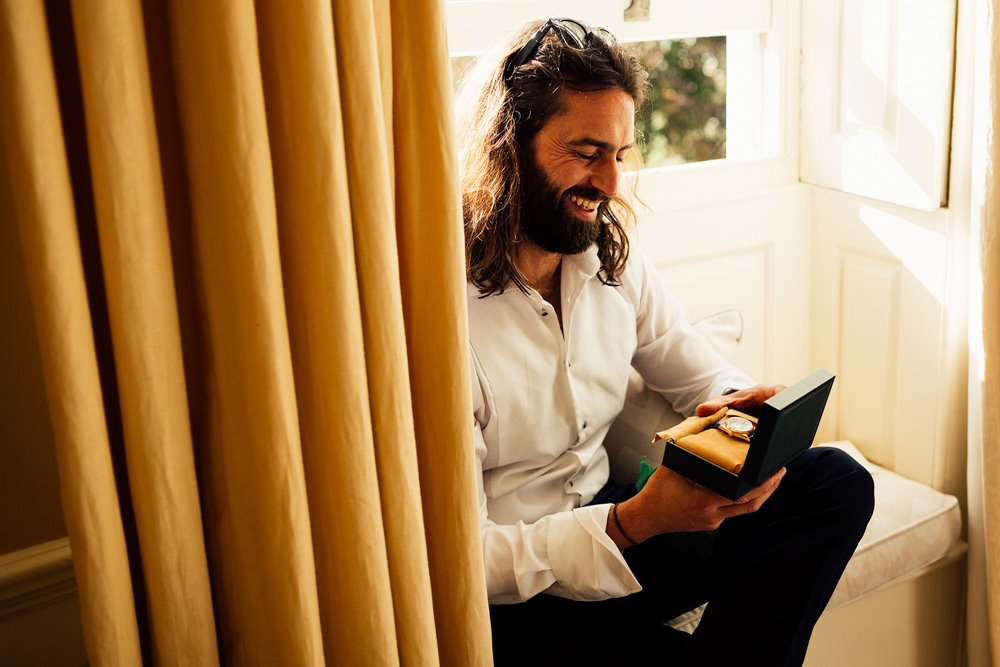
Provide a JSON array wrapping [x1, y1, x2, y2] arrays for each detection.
[[655, 369, 836, 500]]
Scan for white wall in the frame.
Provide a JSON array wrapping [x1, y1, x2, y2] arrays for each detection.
[[635, 184, 812, 386]]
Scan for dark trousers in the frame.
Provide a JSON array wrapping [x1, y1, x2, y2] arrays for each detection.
[[489, 446, 875, 666]]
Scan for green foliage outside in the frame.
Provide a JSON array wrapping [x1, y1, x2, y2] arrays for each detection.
[[625, 37, 726, 168], [450, 35, 727, 169]]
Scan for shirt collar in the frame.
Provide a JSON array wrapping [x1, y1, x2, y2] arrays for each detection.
[[562, 244, 602, 282], [465, 244, 603, 298]]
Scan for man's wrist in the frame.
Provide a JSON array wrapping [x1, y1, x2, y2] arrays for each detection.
[[611, 503, 638, 547], [608, 498, 648, 548]]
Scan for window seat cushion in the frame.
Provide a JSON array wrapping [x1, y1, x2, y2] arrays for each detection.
[[666, 440, 962, 632], [816, 440, 961, 610]]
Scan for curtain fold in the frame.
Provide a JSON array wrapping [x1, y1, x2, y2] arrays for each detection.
[[326, 0, 446, 664], [979, 0, 1000, 655], [255, 0, 421, 663], [982, 206, 1000, 666], [0, 0, 490, 664], [971, 0, 1000, 664], [167, 2, 327, 662], [0, 2, 143, 664], [388, 0, 492, 662], [68, 1, 219, 663]]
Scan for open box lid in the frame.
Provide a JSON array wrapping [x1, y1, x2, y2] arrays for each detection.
[[739, 369, 836, 485]]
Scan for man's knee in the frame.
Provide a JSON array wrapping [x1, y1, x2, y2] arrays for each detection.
[[800, 446, 875, 524]]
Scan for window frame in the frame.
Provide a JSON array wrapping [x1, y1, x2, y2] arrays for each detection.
[[444, 0, 773, 54], [444, 0, 801, 213]]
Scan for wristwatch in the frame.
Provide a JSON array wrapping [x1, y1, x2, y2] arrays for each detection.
[[715, 411, 756, 443]]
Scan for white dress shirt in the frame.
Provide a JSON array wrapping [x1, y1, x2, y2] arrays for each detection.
[[468, 246, 755, 604]]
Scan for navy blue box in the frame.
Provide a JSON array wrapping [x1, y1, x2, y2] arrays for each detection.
[[659, 369, 836, 500]]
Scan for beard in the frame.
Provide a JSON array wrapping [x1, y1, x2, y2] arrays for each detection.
[[519, 154, 607, 255]]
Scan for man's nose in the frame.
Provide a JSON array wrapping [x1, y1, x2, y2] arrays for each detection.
[[590, 158, 620, 199]]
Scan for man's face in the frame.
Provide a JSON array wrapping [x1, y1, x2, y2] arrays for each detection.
[[520, 88, 636, 254]]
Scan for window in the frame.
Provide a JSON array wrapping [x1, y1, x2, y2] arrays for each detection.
[[445, 0, 799, 207], [445, 0, 796, 205], [452, 36, 730, 168], [626, 36, 727, 168]]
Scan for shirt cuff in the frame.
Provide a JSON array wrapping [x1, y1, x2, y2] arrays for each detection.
[[545, 504, 643, 601], [710, 375, 755, 401]]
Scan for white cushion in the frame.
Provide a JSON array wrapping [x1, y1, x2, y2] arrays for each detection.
[[667, 441, 962, 632], [820, 441, 962, 609]]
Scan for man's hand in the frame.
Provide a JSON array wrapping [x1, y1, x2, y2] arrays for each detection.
[[609, 465, 785, 548], [605, 383, 789, 549], [694, 383, 786, 418]]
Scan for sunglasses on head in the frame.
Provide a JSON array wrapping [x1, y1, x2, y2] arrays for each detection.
[[503, 18, 615, 83]]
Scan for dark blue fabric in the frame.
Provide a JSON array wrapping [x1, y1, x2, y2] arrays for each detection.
[[488, 446, 874, 666]]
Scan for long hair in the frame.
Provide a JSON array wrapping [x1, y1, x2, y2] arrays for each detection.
[[456, 20, 649, 296]]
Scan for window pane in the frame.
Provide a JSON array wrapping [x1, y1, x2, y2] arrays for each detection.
[[450, 36, 728, 169], [624, 36, 726, 168]]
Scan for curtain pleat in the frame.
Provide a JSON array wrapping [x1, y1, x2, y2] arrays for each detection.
[[983, 225, 1000, 664], [374, 0, 396, 171], [978, 1, 1000, 662], [328, 2, 453, 665], [388, 1, 493, 664], [0, 1, 142, 664], [0, 0, 491, 663], [982, 0, 1000, 657], [67, 2, 219, 663], [254, 0, 418, 664], [166, 1, 325, 663]]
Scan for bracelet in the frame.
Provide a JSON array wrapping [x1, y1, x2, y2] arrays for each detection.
[[611, 503, 638, 547]]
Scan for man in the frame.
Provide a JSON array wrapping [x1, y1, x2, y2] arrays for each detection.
[[456, 18, 874, 666]]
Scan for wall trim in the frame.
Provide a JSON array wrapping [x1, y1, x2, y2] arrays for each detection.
[[0, 537, 76, 621]]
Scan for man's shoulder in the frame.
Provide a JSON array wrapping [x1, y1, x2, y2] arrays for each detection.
[[613, 244, 655, 299]]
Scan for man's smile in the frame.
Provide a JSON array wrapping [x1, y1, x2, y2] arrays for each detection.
[[566, 192, 602, 217]]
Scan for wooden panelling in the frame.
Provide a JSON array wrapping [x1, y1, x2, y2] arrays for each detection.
[[809, 187, 959, 489], [836, 251, 901, 468], [656, 248, 770, 381], [805, 544, 967, 667], [635, 183, 811, 387]]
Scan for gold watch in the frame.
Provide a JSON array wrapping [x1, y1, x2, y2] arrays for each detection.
[[714, 410, 757, 443]]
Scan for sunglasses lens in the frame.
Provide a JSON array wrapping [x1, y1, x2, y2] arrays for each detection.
[[595, 27, 615, 42], [554, 19, 588, 48]]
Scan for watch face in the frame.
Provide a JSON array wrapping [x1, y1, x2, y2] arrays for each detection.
[[722, 416, 754, 434]]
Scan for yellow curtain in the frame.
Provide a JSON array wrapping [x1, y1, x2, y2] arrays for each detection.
[[0, 0, 491, 664], [982, 0, 1000, 656], [972, 0, 1000, 664]]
